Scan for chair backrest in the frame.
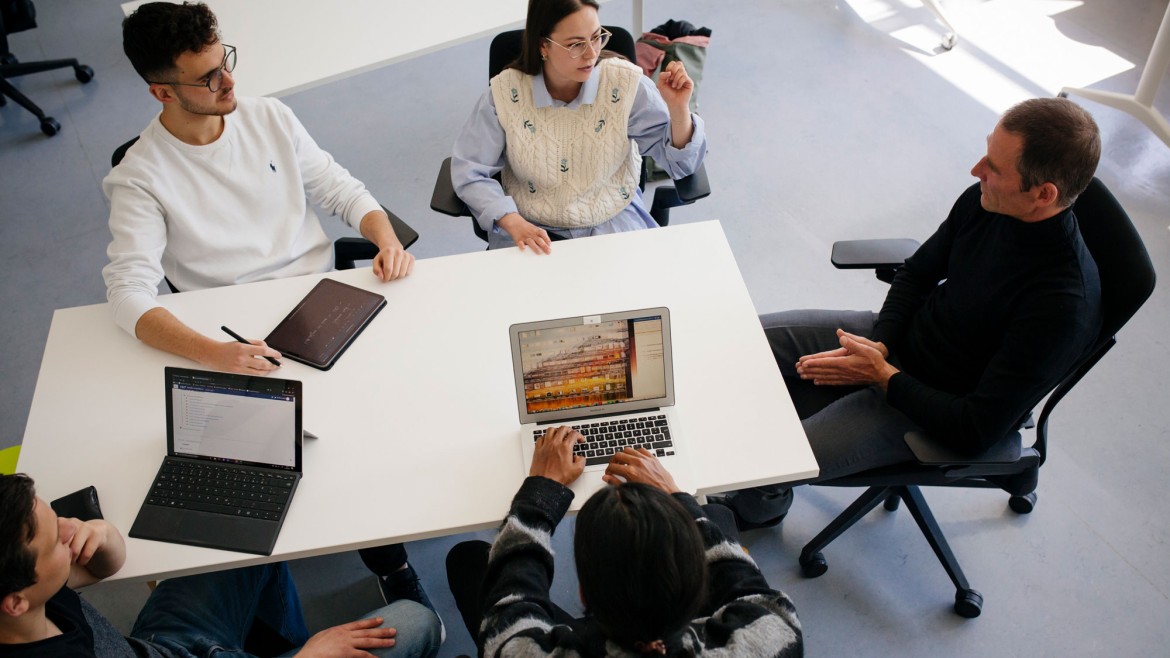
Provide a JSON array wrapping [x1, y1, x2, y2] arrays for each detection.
[[1073, 177, 1156, 342], [488, 25, 638, 79], [1032, 177, 1156, 458], [111, 135, 181, 292], [2, 0, 39, 39], [111, 136, 139, 168]]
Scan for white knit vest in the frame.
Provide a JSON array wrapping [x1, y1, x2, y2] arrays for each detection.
[[491, 58, 642, 228]]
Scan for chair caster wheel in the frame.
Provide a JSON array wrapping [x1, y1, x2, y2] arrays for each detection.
[[1058, 91, 1069, 98], [954, 588, 983, 618], [883, 495, 901, 511], [74, 65, 95, 83], [941, 33, 957, 50], [800, 552, 828, 578], [40, 117, 61, 136], [1009, 492, 1036, 514]]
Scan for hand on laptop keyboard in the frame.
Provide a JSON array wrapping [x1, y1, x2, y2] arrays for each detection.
[[531, 414, 675, 467], [530, 426, 586, 486], [602, 447, 682, 494]]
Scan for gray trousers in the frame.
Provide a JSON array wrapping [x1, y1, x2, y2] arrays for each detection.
[[724, 309, 921, 523]]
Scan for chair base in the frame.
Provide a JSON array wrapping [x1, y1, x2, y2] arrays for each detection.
[[1, 57, 94, 136], [799, 484, 984, 618]]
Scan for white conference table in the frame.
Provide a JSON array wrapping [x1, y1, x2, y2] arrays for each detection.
[[120, 0, 645, 99], [20, 222, 817, 583]]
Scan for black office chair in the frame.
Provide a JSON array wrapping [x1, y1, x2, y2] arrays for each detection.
[[430, 25, 711, 243], [111, 137, 419, 293], [1, 2, 94, 136], [799, 177, 1156, 618]]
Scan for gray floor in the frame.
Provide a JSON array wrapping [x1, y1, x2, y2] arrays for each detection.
[[3, 0, 1168, 655]]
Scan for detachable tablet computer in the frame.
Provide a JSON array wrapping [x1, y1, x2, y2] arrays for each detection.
[[264, 278, 386, 370]]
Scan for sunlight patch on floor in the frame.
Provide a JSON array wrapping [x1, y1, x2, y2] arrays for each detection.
[[848, 0, 1134, 113]]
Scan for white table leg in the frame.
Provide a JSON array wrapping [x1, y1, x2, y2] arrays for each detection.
[[921, 0, 958, 50], [1060, 3, 1170, 148]]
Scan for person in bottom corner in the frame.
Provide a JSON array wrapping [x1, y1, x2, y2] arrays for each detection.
[[446, 426, 803, 656]]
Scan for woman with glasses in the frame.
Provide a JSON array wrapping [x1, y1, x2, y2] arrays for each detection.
[[451, 0, 707, 252]]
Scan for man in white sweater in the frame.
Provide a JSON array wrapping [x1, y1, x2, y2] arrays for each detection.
[[100, 1, 444, 637], [102, 1, 414, 375]]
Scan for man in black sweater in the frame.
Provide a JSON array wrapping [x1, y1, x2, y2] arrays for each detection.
[[720, 98, 1104, 528]]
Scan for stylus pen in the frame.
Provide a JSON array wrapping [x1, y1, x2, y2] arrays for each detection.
[[220, 325, 281, 366]]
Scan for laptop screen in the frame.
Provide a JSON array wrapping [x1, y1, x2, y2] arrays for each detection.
[[511, 308, 674, 424], [165, 368, 302, 471]]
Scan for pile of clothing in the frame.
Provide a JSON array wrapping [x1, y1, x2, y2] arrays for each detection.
[[635, 19, 712, 180], [636, 19, 712, 113]]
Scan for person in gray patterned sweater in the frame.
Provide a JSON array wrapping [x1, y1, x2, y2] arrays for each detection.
[[446, 426, 803, 656]]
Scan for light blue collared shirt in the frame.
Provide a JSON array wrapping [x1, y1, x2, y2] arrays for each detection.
[[451, 63, 707, 248]]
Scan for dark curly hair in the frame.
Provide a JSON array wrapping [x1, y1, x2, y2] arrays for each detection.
[[123, 2, 220, 82], [0, 473, 39, 599]]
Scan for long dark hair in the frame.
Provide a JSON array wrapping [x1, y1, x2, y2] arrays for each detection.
[[574, 483, 708, 653], [510, 0, 605, 75]]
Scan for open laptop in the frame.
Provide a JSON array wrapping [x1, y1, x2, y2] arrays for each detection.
[[510, 307, 692, 508], [129, 367, 303, 556]]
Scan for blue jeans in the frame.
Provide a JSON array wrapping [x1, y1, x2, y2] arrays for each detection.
[[723, 310, 920, 523], [131, 563, 441, 658]]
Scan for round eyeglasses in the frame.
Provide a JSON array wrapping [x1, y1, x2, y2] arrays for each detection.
[[148, 44, 236, 93], [544, 30, 611, 59]]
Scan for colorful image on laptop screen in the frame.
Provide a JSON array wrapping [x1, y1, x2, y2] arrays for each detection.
[[518, 314, 667, 415]]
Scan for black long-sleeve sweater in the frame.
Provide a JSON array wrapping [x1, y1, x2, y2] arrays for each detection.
[[872, 183, 1102, 454]]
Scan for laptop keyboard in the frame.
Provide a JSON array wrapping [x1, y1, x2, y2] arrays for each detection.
[[147, 460, 295, 521], [532, 413, 675, 466]]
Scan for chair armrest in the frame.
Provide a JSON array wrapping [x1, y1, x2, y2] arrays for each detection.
[[333, 238, 376, 271], [831, 239, 920, 270], [904, 430, 1022, 465], [383, 205, 419, 249], [333, 206, 419, 270], [674, 163, 711, 203], [832, 238, 920, 283], [430, 157, 470, 217]]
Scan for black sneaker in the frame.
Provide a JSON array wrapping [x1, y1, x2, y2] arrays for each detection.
[[377, 564, 446, 642]]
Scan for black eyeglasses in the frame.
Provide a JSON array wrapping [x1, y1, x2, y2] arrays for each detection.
[[544, 30, 611, 59], [148, 45, 236, 93]]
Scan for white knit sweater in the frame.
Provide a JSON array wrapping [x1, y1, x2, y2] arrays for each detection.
[[101, 97, 381, 336], [490, 58, 642, 228]]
